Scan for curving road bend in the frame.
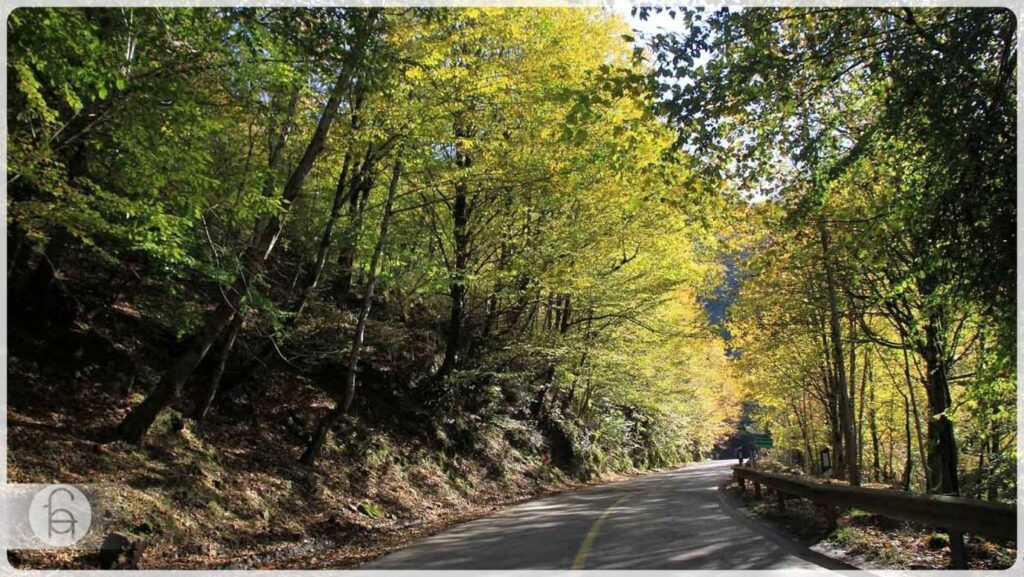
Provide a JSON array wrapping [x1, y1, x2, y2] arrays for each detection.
[[363, 459, 853, 570]]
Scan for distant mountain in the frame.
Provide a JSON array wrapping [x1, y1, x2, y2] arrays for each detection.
[[700, 250, 745, 341]]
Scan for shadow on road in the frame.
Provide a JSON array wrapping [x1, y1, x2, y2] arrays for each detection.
[[364, 460, 859, 570]]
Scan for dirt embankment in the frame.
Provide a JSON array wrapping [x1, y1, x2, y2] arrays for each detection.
[[7, 351, 651, 569]]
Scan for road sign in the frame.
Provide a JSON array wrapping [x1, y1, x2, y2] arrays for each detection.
[[753, 435, 773, 449]]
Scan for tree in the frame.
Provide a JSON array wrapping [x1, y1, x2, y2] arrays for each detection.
[[643, 6, 1015, 499], [114, 10, 386, 443]]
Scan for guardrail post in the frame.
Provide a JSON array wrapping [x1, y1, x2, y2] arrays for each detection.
[[754, 482, 762, 498], [776, 490, 786, 512], [948, 531, 967, 569]]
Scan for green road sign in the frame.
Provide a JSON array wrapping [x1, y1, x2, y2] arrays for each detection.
[[753, 435, 773, 448]]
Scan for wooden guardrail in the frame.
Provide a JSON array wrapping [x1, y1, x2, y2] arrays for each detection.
[[732, 464, 1015, 570], [732, 466, 1016, 541]]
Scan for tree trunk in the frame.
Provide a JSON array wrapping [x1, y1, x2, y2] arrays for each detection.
[[868, 381, 881, 483], [545, 294, 555, 331], [818, 322, 844, 478], [902, 345, 929, 489], [192, 313, 243, 421], [857, 352, 869, 474], [301, 151, 360, 311], [821, 349, 844, 477], [827, 373, 843, 476], [901, 392, 914, 491], [302, 158, 402, 466], [975, 443, 986, 499], [563, 313, 592, 414], [886, 399, 896, 482], [529, 365, 556, 420], [434, 118, 472, 385], [987, 423, 999, 501], [117, 304, 237, 443], [796, 395, 814, 474], [848, 318, 857, 458], [579, 376, 595, 421], [335, 143, 380, 300], [559, 295, 572, 333], [918, 310, 966, 565], [819, 223, 860, 485], [920, 315, 960, 496]]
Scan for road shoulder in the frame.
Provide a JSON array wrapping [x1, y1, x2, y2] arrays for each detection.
[[716, 479, 859, 572]]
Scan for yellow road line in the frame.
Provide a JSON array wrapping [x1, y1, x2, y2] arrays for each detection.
[[571, 494, 629, 570]]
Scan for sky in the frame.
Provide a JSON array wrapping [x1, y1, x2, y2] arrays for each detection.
[[610, 1, 690, 35]]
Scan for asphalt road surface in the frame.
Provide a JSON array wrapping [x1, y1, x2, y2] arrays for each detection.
[[364, 459, 852, 570]]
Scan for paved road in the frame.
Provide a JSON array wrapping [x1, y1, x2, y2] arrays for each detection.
[[364, 459, 852, 570]]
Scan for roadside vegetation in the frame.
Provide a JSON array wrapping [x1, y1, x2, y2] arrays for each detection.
[[641, 5, 1016, 501], [638, 5, 1016, 570], [8, 7, 737, 568]]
